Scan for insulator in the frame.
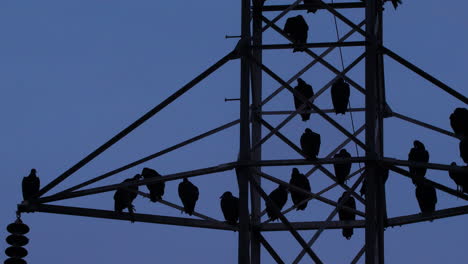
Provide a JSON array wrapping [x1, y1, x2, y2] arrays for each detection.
[[4, 247, 28, 258], [6, 234, 28, 247], [4, 258, 27, 264], [6, 222, 29, 235]]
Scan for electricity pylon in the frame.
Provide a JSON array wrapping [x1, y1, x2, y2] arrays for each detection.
[[14, 1, 468, 264]]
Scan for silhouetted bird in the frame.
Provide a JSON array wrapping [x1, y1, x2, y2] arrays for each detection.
[[220, 191, 239, 225], [284, 15, 309, 52], [331, 78, 350, 114], [141, 167, 165, 202], [449, 162, 468, 193], [266, 184, 288, 221], [408, 140, 429, 184], [22, 169, 40, 201], [460, 138, 468, 164], [338, 192, 356, 240], [334, 149, 352, 184], [303, 0, 318, 13], [415, 180, 437, 213], [178, 178, 199, 215], [300, 128, 321, 160], [360, 167, 389, 196], [450, 108, 468, 137], [114, 174, 141, 222], [293, 78, 314, 121], [289, 168, 311, 210]]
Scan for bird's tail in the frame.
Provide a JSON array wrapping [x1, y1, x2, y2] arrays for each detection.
[[342, 228, 353, 240]]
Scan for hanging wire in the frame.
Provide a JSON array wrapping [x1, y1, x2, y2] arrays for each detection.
[[330, 0, 362, 171]]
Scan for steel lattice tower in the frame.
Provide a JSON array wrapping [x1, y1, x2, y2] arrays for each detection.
[[14, 1, 468, 264]]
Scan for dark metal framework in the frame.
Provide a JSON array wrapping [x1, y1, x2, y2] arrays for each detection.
[[17, 1, 468, 264]]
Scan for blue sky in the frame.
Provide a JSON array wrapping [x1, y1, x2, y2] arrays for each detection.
[[1, 0, 467, 263]]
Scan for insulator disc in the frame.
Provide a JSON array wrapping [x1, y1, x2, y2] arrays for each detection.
[[5, 246, 28, 258], [4, 258, 27, 264], [6, 235, 29, 246], [6, 223, 29, 235]]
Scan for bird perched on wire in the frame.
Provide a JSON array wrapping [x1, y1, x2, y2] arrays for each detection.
[[450, 108, 468, 137], [334, 149, 352, 185], [338, 192, 356, 240], [284, 15, 309, 52], [293, 78, 314, 121], [141, 167, 165, 202], [265, 184, 288, 221], [448, 162, 468, 193], [178, 178, 199, 215], [408, 140, 429, 184], [331, 78, 350, 114], [289, 168, 311, 210], [114, 174, 141, 222], [415, 179, 437, 214], [300, 128, 321, 160], [220, 191, 239, 225], [22, 168, 40, 201]]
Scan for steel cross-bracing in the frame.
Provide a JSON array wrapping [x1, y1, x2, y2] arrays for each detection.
[[15, 1, 468, 264]]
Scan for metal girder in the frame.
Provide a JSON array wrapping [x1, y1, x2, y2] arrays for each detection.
[[351, 246, 366, 264], [35, 51, 236, 198], [18, 203, 237, 231], [59, 119, 240, 194], [387, 205, 468, 227], [256, 232, 285, 264], [249, 157, 368, 167], [382, 158, 468, 172], [260, 41, 366, 50], [260, 20, 365, 107], [392, 112, 457, 139], [38, 162, 237, 203], [261, 220, 366, 232], [256, 171, 365, 217], [383, 47, 468, 104], [261, 108, 365, 115], [387, 165, 468, 201], [262, 2, 366, 12], [249, 177, 324, 264]]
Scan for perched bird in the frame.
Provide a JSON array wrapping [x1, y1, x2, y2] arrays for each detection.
[[331, 78, 350, 114], [448, 162, 468, 193], [360, 166, 389, 196], [300, 128, 321, 160], [266, 184, 288, 221], [450, 108, 468, 137], [408, 140, 429, 184], [220, 191, 239, 225], [141, 167, 165, 202], [178, 178, 199, 215], [22, 169, 40, 201], [289, 168, 311, 210], [333, 149, 352, 184], [114, 174, 141, 222], [293, 78, 314, 121], [303, 0, 318, 13], [338, 192, 356, 240], [415, 180, 437, 213], [284, 15, 309, 52], [460, 138, 468, 164]]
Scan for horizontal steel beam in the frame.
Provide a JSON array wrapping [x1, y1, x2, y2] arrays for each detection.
[[387, 205, 468, 227], [392, 112, 457, 139], [262, 108, 365, 115], [18, 203, 237, 231], [260, 41, 366, 50], [247, 157, 367, 167], [382, 158, 468, 172], [261, 3, 366, 12]]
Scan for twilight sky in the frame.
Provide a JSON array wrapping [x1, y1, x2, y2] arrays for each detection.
[[1, 1, 467, 263]]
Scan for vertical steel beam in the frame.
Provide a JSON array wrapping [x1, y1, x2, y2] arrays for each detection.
[[237, 0, 252, 263], [365, 0, 385, 263], [250, 0, 263, 263]]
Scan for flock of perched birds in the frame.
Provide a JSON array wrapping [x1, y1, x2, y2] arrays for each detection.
[[19, 106, 468, 240], [19, 0, 468, 240]]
